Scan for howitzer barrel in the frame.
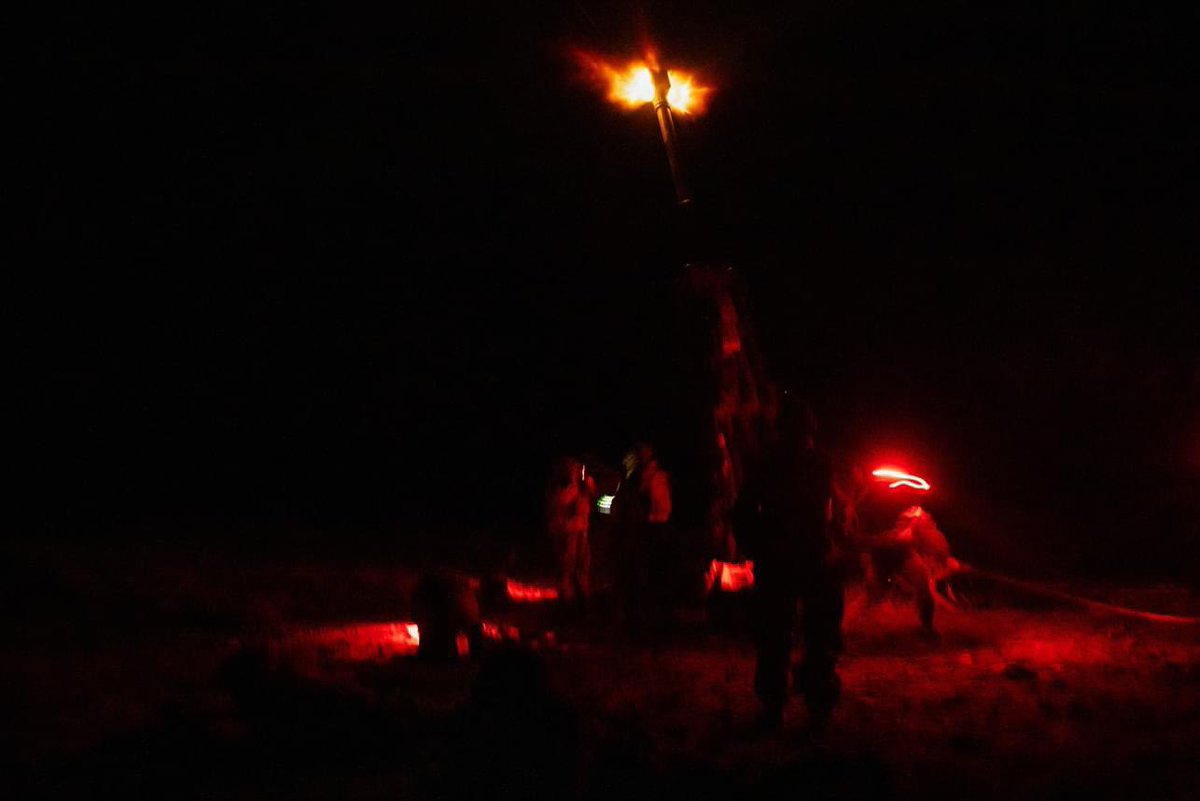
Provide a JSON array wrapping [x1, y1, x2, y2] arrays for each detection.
[[651, 68, 691, 205]]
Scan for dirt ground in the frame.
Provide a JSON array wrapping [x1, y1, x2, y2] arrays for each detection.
[[4, 537, 1199, 800]]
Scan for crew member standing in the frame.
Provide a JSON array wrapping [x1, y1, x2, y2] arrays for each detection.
[[613, 442, 673, 638], [546, 457, 594, 611], [735, 399, 844, 731]]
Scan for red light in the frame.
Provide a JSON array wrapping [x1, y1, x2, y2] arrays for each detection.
[[505, 578, 560, 602], [482, 621, 521, 641], [283, 622, 422, 660], [872, 467, 931, 491], [705, 559, 755, 593]]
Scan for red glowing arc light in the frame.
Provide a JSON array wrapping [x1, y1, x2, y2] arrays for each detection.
[[871, 467, 931, 491]]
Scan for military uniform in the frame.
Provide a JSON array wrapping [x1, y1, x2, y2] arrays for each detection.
[[612, 445, 674, 639], [736, 430, 843, 729]]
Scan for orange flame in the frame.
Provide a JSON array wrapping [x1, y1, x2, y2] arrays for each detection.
[[872, 467, 931, 491], [575, 50, 712, 115]]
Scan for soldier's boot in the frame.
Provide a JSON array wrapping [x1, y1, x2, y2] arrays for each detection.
[[794, 657, 841, 733]]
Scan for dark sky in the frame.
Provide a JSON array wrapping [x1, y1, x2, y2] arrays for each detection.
[[27, 3, 1199, 576]]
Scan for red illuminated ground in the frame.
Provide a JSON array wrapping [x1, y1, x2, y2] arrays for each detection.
[[5, 538, 1199, 800]]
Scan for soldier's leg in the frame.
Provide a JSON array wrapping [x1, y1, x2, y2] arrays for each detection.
[[646, 524, 672, 631], [796, 565, 844, 729], [899, 553, 936, 632], [752, 584, 795, 725], [576, 531, 592, 601], [415, 573, 455, 662], [556, 529, 576, 603], [621, 526, 652, 641], [865, 551, 891, 604], [609, 534, 635, 642]]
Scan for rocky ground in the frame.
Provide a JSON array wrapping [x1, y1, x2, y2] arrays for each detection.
[[4, 536, 1199, 799]]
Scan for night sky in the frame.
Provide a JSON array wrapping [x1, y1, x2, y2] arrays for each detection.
[[27, 3, 1198, 578]]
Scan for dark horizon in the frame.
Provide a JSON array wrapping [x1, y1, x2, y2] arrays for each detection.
[[24, 3, 1199, 581]]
